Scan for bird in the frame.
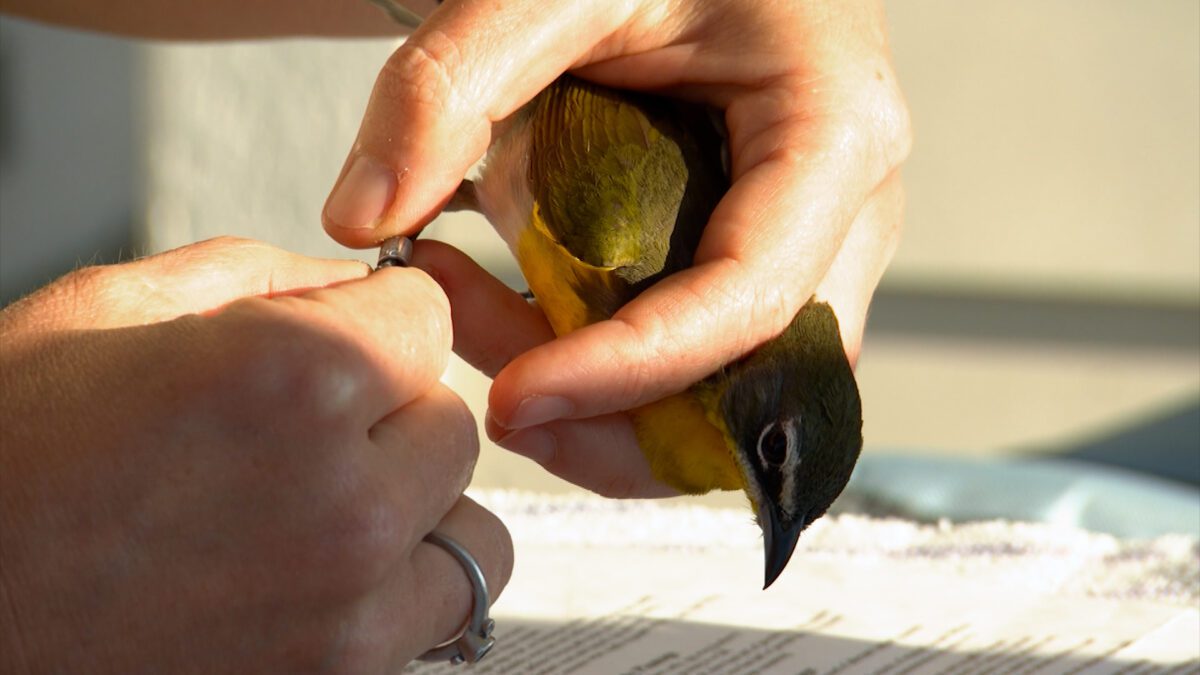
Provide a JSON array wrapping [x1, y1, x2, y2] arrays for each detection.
[[458, 74, 864, 589]]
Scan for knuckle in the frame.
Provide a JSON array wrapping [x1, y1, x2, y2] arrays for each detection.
[[476, 507, 515, 593], [852, 66, 913, 174], [313, 482, 404, 592], [165, 236, 271, 272], [594, 470, 641, 500], [61, 263, 108, 292], [447, 391, 481, 464], [435, 383, 478, 438], [678, 263, 762, 354], [610, 272, 755, 403], [270, 453, 404, 603], [472, 336, 520, 378], [890, 100, 914, 162], [404, 270, 453, 353], [206, 298, 371, 434], [368, 268, 453, 384], [59, 264, 118, 306], [748, 285, 793, 345], [607, 317, 659, 404], [376, 268, 452, 353], [54, 264, 152, 327], [280, 453, 405, 598], [379, 31, 463, 116], [193, 234, 262, 254], [166, 237, 271, 282], [873, 83, 913, 169], [424, 384, 481, 478], [879, 180, 907, 259]]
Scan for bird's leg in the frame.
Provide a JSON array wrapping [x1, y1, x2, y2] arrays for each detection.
[[445, 179, 479, 212]]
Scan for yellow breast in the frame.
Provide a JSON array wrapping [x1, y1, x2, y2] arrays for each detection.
[[630, 393, 744, 494], [515, 208, 743, 495], [515, 204, 606, 336]]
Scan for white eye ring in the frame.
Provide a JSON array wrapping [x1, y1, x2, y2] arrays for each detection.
[[756, 418, 800, 468]]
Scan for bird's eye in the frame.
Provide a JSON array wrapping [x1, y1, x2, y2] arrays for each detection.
[[756, 420, 795, 468]]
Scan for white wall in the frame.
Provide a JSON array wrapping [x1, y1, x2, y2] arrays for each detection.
[[0, 17, 138, 303], [889, 1, 1199, 303], [138, 36, 397, 265]]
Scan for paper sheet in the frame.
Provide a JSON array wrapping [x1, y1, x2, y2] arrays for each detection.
[[406, 491, 1200, 674]]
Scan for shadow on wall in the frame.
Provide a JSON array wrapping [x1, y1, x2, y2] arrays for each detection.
[[866, 287, 1200, 355], [0, 16, 138, 306], [1059, 397, 1200, 487]]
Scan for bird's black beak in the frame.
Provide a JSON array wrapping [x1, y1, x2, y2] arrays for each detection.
[[760, 501, 803, 589]]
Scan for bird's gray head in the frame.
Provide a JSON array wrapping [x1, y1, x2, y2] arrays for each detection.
[[716, 301, 863, 588]]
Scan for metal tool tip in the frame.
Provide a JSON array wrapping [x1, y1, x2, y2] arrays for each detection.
[[376, 235, 414, 270]]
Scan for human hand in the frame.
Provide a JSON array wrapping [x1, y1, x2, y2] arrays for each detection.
[[323, 0, 910, 496], [0, 237, 512, 672]]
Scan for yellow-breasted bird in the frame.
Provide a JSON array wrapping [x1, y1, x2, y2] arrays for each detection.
[[459, 75, 863, 588]]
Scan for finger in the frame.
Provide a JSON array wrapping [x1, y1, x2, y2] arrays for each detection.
[[368, 382, 480, 545], [489, 414, 675, 499], [410, 239, 554, 377], [388, 496, 514, 667], [2, 237, 369, 334], [814, 170, 906, 367], [321, 0, 656, 247], [488, 106, 893, 430], [412, 241, 669, 497], [205, 263, 452, 431]]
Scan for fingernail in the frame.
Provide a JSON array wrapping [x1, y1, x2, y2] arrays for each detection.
[[325, 155, 398, 229], [495, 427, 557, 466], [507, 396, 573, 429], [484, 410, 506, 443]]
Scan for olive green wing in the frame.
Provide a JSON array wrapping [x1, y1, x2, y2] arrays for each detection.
[[527, 76, 727, 295]]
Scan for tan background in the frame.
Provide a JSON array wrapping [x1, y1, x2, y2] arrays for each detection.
[[1, 2, 1197, 503]]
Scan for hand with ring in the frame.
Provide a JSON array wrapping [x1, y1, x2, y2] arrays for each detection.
[[0, 237, 513, 671]]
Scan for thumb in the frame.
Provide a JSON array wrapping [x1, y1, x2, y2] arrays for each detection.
[[321, 0, 644, 248], [2, 237, 369, 334]]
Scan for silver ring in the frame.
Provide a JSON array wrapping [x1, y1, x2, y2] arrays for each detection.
[[417, 531, 496, 665]]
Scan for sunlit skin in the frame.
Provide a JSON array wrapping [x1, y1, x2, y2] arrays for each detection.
[[0, 238, 513, 671]]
